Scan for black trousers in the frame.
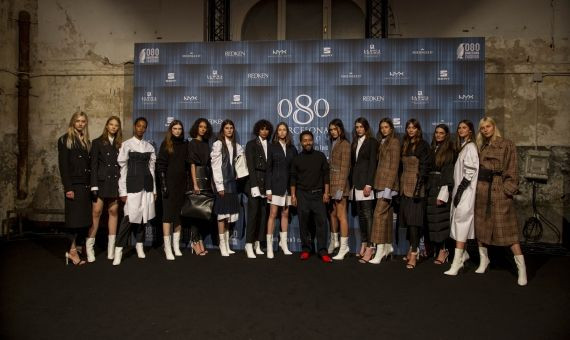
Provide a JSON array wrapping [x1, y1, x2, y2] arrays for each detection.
[[116, 216, 145, 247], [297, 189, 328, 256], [356, 200, 374, 244], [246, 196, 267, 243]]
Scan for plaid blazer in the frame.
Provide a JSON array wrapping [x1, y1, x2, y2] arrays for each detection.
[[399, 140, 430, 198], [474, 137, 520, 246], [329, 139, 351, 196], [374, 136, 400, 192]]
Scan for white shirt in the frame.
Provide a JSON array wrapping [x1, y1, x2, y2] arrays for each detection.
[[355, 136, 365, 161], [279, 140, 287, 154], [211, 138, 244, 192]]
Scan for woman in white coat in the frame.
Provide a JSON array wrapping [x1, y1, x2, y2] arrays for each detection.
[[445, 120, 479, 275]]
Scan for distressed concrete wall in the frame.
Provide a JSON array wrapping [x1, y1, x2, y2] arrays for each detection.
[[0, 0, 568, 242], [0, 0, 204, 230]]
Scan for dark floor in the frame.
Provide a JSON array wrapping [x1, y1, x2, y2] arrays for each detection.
[[1, 236, 569, 339]]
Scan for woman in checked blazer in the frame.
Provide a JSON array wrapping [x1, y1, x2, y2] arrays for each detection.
[[369, 118, 400, 264], [327, 119, 351, 260]]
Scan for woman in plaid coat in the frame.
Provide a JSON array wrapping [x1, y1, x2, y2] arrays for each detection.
[[327, 119, 351, 259], [474, 117, 527, 286], [369, 118, 400, 264], [399, 119, 431, 269]]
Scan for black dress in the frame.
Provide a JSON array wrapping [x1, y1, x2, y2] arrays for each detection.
[[156, 137, 188, 225], [57, 134, 92, 229], [90, 136, 120, 198], [426, 146, 454, 243]]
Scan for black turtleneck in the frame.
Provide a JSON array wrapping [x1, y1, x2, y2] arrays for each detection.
[[157, 136, 188, 177], [290, 148, 330, 191]]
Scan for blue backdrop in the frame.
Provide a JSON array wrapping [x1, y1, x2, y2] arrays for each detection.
[[134, 38, 485, 253]]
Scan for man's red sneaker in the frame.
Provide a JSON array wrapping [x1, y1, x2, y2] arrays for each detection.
[[320, 254, 333, 263], [299, 251, 310, 260]]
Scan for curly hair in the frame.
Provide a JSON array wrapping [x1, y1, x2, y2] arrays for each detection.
[[189, 118, 212, 141], [252, 119, 273, 137]]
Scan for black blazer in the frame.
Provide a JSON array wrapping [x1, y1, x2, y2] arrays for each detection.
[[90, 136, 120, 197], [350, 137, 378, 190], [265, 142, 298, 196], [58, 134, 90, 192], [245, 137, 268, 194]]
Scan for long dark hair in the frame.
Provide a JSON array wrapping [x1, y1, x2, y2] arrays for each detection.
[[351, 117, 373, 151], [328, 118, 348, 143], [189, 118, 212, 141], [431, 124, 454, 167], [272, 122, 292, 146], [163, 120, 184, 154], [217, 119, 237, 157], [402, 118, 423, 154], [455, 119, 475, 154], [100, 115, 122, 149], [378, 117, 395, 159]]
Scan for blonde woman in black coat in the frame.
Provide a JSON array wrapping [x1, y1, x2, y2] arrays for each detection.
[[57, 111, 92, 266]]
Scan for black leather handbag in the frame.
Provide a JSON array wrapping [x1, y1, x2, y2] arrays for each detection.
[[181, 192, 215, 220]]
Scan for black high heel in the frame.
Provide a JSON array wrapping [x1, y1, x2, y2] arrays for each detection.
[[65, 248, 85, 266]]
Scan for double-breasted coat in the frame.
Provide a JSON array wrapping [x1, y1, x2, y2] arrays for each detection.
[[474, 137, 520, 246], [58, 134, 92, 229], [90, 136, 120, 198]]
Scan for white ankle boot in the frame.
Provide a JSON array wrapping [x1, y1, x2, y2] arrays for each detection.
[[163, 236, 175, 260], [112, 247, 123, 266], [218, 234, 229, 256], [279, 232, 292, 255], [332, 236, 350, 260], [107, 235, 116, 260], [225, 231, 235, 254], [266, 235, 274, 259], [172, 231, 183, 256], [369, 244, 385, 264], [254, 241, 264, 255], [444, 248, 465, 276], [245, 243, 256, 258], [475, 247, 490, 273], [328, 232, 339, 254], [85, 237, 96, 262], [135, 242, 146, 259], [514, 255, 528, 286]]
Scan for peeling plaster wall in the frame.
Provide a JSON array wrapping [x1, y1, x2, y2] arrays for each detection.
[[0, 0, 204, 230], [0, 0, 568, 242]]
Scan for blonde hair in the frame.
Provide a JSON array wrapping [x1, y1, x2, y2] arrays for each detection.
[[66, 111, 90, 150], [476, 116, 502, 150]]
